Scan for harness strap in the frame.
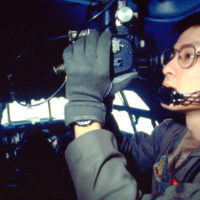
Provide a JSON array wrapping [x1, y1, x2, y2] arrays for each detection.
[[183, 158, 200, 183]]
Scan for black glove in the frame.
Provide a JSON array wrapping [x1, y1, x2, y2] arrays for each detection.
[[63, 30, 112, 126]]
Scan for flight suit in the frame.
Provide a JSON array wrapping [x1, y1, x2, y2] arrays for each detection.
[[65, 119, 200, 200]]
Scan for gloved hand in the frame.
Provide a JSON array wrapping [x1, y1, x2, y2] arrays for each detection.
[[63, 30, 112, 126], [63, 29, 138, 126]]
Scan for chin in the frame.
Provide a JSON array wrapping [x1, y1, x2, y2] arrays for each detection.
[[160, 102, 200, 113]]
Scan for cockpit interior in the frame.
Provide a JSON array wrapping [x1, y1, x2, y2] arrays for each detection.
[[0, 0, 200, 199]]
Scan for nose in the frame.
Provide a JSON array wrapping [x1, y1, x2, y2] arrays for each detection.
[[162, 57, 177, 76]]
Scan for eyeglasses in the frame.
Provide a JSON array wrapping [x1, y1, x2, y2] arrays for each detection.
[[161, 43, 200, 69]]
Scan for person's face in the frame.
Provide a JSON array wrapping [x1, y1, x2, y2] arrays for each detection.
[[161, 25, 200, 112]]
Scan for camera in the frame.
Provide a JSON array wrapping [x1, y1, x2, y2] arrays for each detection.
[[56, 0, 159, 78]]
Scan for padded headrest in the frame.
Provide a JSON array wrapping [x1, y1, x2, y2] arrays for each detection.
[[147, 0, 200, 22]]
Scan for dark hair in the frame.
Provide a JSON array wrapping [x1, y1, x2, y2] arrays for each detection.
[[174, 12, 200, 34]]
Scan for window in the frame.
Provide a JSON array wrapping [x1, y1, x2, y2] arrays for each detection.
[[112, 90, 157, 134], [2, 92, 157, 135], [50, 97, 68, 119], [9, 100, 49, 122], [1, 97, 68, 125]]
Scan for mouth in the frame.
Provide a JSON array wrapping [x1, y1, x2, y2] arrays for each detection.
[[158, 84, 183, 105], [158, 85, 187, 105], [162, 82, 176, 92], [157, 86, 173, 105]]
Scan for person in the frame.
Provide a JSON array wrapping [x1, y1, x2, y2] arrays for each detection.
[[63, 12, 200, 200]]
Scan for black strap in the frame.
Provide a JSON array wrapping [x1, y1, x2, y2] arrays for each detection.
[[183, 158, 200, 183]]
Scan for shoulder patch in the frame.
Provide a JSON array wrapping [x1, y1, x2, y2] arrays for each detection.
[[153, 155, 167, 182]]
